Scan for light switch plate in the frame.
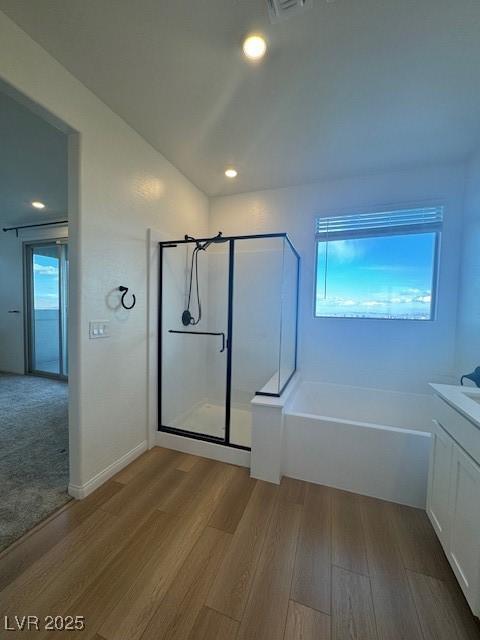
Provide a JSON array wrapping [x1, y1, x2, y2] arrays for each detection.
[[89, 320, 109, 339]]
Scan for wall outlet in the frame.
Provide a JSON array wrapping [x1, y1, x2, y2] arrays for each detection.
[[89, 320, 109, 339]]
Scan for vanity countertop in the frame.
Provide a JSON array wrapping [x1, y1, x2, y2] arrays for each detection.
[[430, 383, 480, 430]]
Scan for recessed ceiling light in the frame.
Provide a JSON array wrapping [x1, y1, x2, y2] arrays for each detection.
[[225, 168, 238, 178], [31, 201, 45, 209], [242, 34, 267, 61]]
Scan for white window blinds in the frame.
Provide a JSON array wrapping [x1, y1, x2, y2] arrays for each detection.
[[315, 206, 443, 240]]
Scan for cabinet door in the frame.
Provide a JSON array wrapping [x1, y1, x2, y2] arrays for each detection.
[[427, 420, 454, 546], [448, 444, 480, 615]]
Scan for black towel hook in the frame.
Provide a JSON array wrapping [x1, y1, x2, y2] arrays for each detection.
[[118, 286, 136, 310]]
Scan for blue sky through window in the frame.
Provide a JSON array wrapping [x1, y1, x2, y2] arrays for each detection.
[[33, 254, 59, 310], [315, 232, 436, 320]]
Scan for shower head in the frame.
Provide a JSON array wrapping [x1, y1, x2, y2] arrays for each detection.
[[198, 231, 226, 251], [183, 232, 225, 250]]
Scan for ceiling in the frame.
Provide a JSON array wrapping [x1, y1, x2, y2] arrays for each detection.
[[1, 0, 480, 196], [0, 89, 68, 228]]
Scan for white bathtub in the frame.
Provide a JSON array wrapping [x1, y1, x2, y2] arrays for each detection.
[[283, 381, 433, 507]]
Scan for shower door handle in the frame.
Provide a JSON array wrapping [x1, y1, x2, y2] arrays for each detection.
[[168, 330, 226, 353]]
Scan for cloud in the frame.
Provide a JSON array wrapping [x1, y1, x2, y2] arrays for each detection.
[[317, 296, 358, 307], [328, 240, 365, 263], [361, 300, 383, 307], [414, 295, 431, 303], [399, 288, 423, 294], [359, 265, 411, 273], [317, 291, 432, 309], [34, 264, 58, 276]]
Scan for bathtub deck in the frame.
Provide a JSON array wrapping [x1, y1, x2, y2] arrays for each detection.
[[0, 446, 479, 640]]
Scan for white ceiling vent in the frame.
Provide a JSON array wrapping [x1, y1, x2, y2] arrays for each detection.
[[266, 0, 313, 23]]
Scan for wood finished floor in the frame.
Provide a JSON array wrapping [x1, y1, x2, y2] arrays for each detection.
[[0, 446, 479, 640]]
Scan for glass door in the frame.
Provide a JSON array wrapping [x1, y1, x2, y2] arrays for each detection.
[[159, 239, 230, 443], [26, 240, 68, 379]]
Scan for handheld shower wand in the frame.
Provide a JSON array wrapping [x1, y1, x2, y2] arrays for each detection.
[[181, 232, 224, 326]]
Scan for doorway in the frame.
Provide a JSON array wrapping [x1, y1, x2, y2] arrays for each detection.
[[25, 240, 69, 379], [0, 80, 76, 552]]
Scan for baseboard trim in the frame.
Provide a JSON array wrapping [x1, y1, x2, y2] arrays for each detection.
[[68, 440, 148, 499], [156, 431, 250, 468]]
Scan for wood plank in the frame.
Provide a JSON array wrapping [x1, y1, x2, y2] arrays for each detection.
[[98, 461, 233, 640], [280, 476, 307, 505], [208, 466, 256, 533], [332, 489, 369, 576], [0, 480, 123, 592], [0, 509, 110, 609], [187, 607, 239, 640], [112, 447, 168, 484], [360, 495, 404, 576], [156, 457, 229, 515], [360, 496, 423, 640], [64, 510, 178, 640], [285, 601, 331, 640], [369, 573, 423, 640], [291, 483, 332, 614], [236, 494, 302, 640], [407, 570, 480, 640], [100, 447, 181, 516], [332, 566, 377, 640], [206, 480, 278, 621], [389, 502, 452, 580], [176, 453, 199, 472], [0, 465, 185, 639], [140, 527, 231, 640], [95, 463, 185, 535], [15, 504, 165, 638]]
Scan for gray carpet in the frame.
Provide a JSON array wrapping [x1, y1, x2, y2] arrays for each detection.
[[0, 373, 71, 552]]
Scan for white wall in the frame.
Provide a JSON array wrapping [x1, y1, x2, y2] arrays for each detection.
[[210, 164, 466, 394], [456, 150, 480, 378], [0, 225, 68, 374], [0, 11, 209, 491]]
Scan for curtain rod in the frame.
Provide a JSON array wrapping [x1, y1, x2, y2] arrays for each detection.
[[2, 220, 68, 237]]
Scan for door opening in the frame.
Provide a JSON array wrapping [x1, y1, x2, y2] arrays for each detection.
[[25, 239, 69, 379]]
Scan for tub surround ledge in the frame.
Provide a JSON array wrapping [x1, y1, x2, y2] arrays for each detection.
[[250, 373, 300, 484]]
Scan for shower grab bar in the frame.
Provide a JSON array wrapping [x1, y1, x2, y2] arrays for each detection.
[[168, 329, 226, 353]]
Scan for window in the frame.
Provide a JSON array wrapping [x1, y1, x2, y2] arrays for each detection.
[[315, 207, 442, 320]]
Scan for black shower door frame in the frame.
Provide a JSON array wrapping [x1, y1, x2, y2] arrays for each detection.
[[158, 233, 300, 451]]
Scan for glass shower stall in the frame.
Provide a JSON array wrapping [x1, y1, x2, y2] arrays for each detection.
[[158, 233, 300, 450]]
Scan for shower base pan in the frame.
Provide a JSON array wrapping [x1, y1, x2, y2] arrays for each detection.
[[169, 402, 251, 449]]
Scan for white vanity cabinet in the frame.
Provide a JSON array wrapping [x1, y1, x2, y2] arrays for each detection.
[[448, 443, 480, 611], [428, 389, 480, 617], [427, 419, 454, 545]]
